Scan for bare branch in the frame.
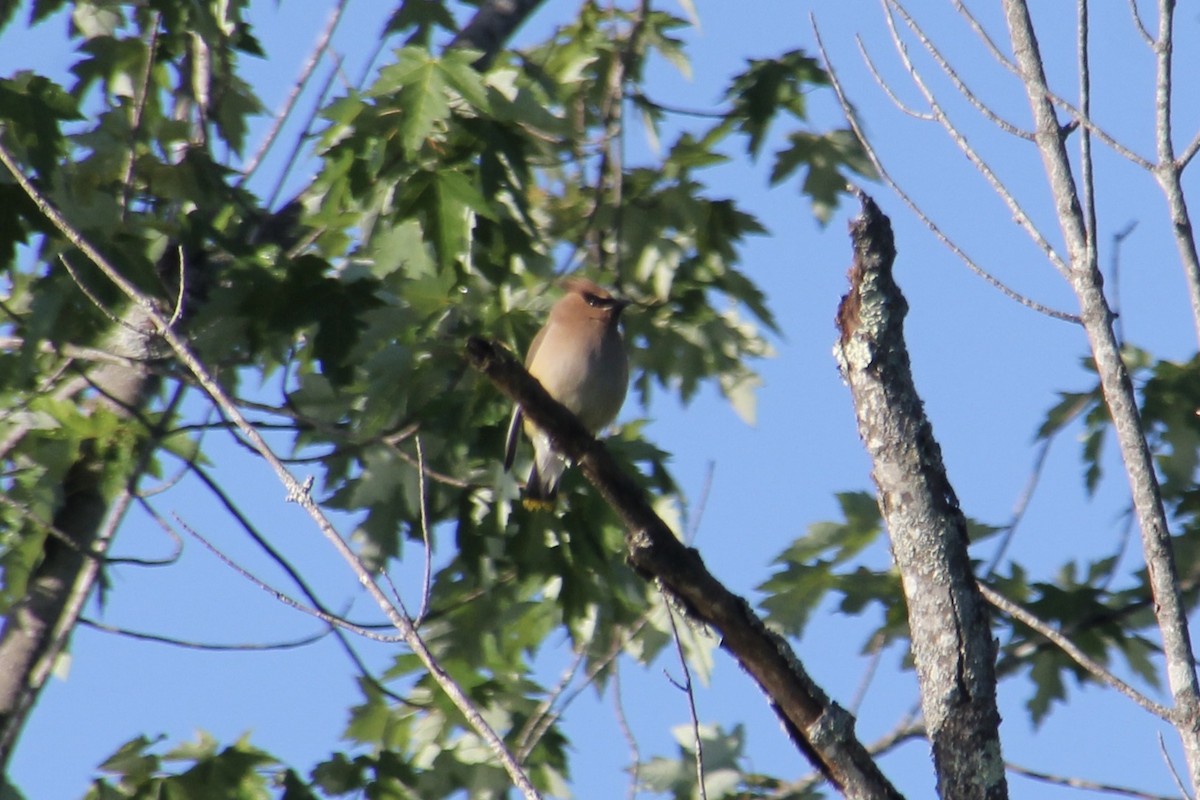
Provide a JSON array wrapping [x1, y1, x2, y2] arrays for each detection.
[[177, 515, 403, 644], [886, 0, 1033, 139], [514, 619, 647, 763], [834, 192, 1008, 798], [1159, 731, 1192, 800], [79, 616, 332, 652], [414, 436, 433, 628], [1077, 0, 1098, 278], [880, 0, 1070, 278], [1008, 760, 1179, 800], [814, 20, 1082, 324], [612, 665, 641, 800], [978, 582, 1173, 721], [264, 51, 343, 212], [1002, 1, 1200, 785], [119, 12, 161, 218], [950, 1, 1020, 74], [240, 0, 348, 186], [663, 590, 707, 800], [982, 435, 1055, 577], [1128, 0, 1155, 47], [856, 36, 934, 121], [1147, 0, 1200, 346]]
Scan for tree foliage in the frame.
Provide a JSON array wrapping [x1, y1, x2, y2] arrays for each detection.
[[2, 1, 1200, 799]]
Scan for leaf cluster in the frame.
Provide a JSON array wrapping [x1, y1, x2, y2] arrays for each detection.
[[0, 1, 880, 797]]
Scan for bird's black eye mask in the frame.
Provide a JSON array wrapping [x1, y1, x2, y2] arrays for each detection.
[[583, 292, 613, 308]]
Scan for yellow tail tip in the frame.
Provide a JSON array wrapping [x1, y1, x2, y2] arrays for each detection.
[[522, 497, 556, 512]]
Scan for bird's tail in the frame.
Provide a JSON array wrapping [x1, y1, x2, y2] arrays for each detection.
[[523, 446, 566, 511]]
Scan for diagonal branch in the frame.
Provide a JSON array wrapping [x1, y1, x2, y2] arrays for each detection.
[[0, 136, 542, 800], [814, 20, 1080, 325], [465, 336, 904, 799], [978, 582, 1172, 721], [1001, 0, 1200, 788], [451, 0, 548, 69]]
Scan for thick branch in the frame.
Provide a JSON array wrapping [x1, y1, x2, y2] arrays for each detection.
[[451, 0, 547, 68], [0, 311, 159, 771], [466, 337, 903, 800], [834, 193, 1007, 800]]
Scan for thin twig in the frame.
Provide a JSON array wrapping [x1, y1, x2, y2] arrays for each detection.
[[879, 0, 1070, 278], [1110, 220, 1138, 348], [1077, 0, 1098, 287], [856, 38, 934, 121], [1179, 131, 1200, 172], [885, 0, 1033, 139], [59, 254, 149, 334], [1158, 731, 1192, 800], [514, 645, 588, 762], [184, 457, 415, 705], [176, 514, 404, 643], [612, 664, 641, 800], [683, 461, 715, 545], [978, 582, 1173, 721], [515, 619, 649, 761], [79, 617, 332, 651], [119, 13, 161, 218], [1008, 758, 1179, 800], [265, 51, 343, 212], [167, 244, 186, 328], [1148, 0, 1200, 348], [983, 435, 1055, 577], [662, 589, 707, 800], [240, 0, 348, 186], [108, 497, 185, 566], [849, 631, 887, 715], [814, 21, 1081, 324], [414, 436, 434, 627], [1128, 0, 1155, 47]]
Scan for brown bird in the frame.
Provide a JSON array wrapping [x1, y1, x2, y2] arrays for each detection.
[[504, 277, 630, 510]]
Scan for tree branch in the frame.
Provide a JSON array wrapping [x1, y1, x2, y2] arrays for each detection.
[[834, 192, 1008, 800], [1001, 2, 1200, 788], [465, 336, 904, 799], [451, 0, 548, 68]]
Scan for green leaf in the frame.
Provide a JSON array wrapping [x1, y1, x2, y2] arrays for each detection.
[[724, 49, 828, 158], [385, 0, 458, 45], [376, 47, 452, 154], [0, 72, 80, 177]]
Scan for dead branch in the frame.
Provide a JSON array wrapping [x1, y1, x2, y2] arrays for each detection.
[[834, 192, 1007, 800]]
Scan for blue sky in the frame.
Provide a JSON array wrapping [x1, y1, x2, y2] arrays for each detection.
[[4, 1, 1197, 797]]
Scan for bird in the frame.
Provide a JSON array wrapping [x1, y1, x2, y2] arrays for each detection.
[[504, 277, 630, 510]]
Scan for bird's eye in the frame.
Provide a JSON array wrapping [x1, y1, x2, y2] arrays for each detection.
[[584, 293, 610, 308]]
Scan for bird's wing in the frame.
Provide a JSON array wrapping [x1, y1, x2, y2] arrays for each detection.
[[505, 319, 553, 470], [503, 405, 523, 471]]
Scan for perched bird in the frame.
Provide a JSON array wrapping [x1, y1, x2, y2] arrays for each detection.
[[504, 277, 630, 510]]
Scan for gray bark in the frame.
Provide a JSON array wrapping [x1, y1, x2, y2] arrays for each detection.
[[1002, 0, 1200, 787], [0, 313, 159, 769], [833, 194, 1008, 800]]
